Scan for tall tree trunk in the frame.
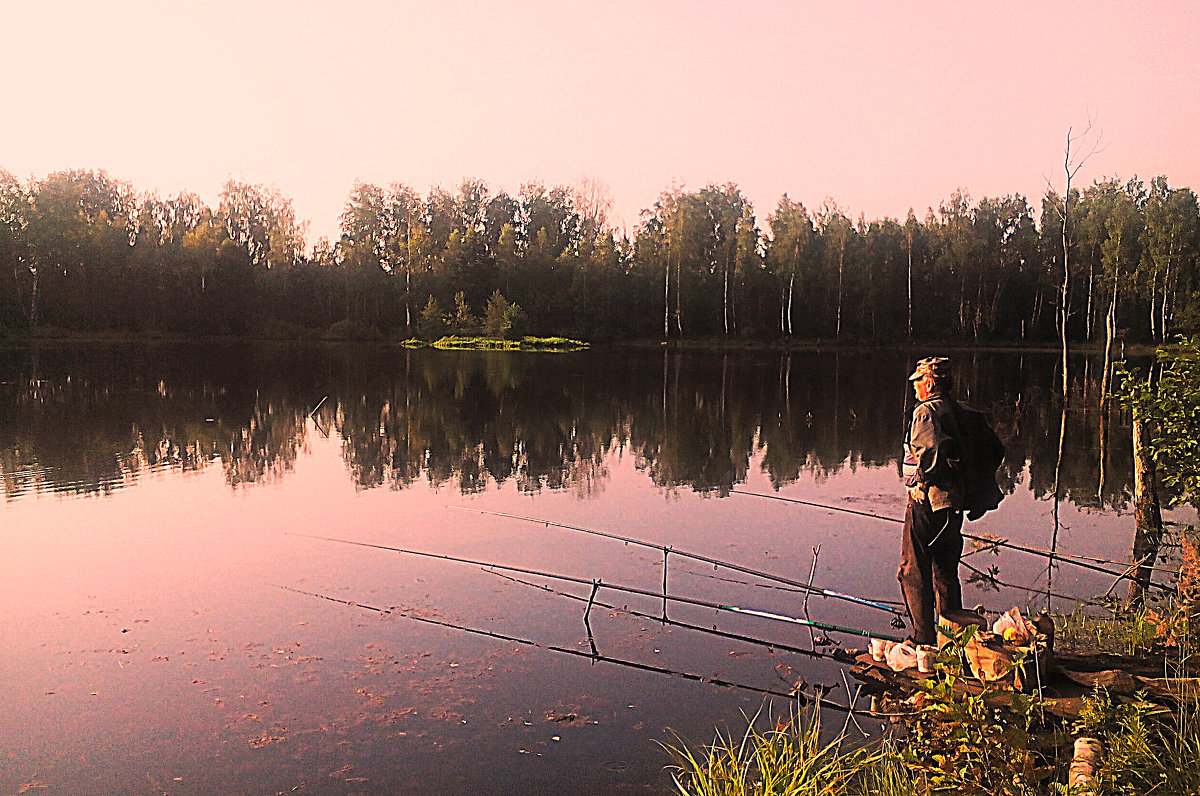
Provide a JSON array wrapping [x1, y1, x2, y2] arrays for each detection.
[[1161, 243, 1174, 340], [1060, 203, 1070, 403], [1098, 285, 1118, 500], [835, 249, 844, 338], [906, 238, 913, 339], [1149, 263, 1159, 340], [786, 272, 795, 336], [1129, 406, 1164, 607], [974, 279, 984, 339], [674, 251, 683, 337], [722, 255, 729, 336], [28, 266, 39, 327], [1100, 286, 1118, 410], [731, 272, 738, 335], [958, 272, 967, 335], [663, 243, 670, 341], [1085, 259, 1094, 342], [404, 225, 412, 334]]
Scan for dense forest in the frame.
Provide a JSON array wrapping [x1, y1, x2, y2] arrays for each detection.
[[0, 168, 1196, 344]]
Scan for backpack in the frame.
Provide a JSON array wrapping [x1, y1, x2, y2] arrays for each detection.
[[949, 402, 1006, 520]]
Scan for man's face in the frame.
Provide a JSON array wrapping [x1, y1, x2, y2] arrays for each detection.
[[913, 375, 934, 400]]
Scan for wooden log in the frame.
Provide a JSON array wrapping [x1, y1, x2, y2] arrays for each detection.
[[849, 653, 1086, 720], [1069, 736, 1103, 787]]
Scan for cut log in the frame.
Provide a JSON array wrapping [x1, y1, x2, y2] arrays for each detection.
[[1069, 736, 1103, 787]]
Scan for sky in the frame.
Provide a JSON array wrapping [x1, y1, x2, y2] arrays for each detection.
[[3, 0, 1197, 244]]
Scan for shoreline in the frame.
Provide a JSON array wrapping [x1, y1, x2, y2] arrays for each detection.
[[0, 329, 1154, 356]]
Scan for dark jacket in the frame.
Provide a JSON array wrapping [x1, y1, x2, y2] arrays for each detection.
[[903, 395, 964, 511], [903, 395, 1005, 517]]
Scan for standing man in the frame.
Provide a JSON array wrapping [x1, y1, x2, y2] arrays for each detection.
[[899, 356, 966, 646]]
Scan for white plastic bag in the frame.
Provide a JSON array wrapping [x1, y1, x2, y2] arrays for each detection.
[[991, 607, 1037, 645], [886, 639, 919, 671]]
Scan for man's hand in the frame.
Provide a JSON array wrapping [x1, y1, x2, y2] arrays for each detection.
[[908, 484, 926, 503]]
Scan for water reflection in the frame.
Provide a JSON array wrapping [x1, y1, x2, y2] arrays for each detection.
[[0, 345, 311, 499], [0, 343, 1136, 509]]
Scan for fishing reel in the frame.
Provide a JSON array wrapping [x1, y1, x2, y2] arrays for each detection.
[[891, 615, 907, 630]]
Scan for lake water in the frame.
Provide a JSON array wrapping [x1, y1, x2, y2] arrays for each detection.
[[0, 343, 1155, 794]]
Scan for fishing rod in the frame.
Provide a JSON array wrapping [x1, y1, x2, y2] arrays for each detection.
[[275, 583, 856, 712], [670, 562, 905, 606], [482, 567, 857, 661], [730, 489, 1175, 586], [964, 535, 1176, 577], [287, 532, 906, 642], [448, 506, 906, 621]]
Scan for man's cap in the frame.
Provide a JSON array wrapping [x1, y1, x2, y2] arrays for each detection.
[[908, 356, 951, 381]]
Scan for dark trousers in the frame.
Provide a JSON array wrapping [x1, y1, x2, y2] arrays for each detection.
[[897, 499, 964, 645]]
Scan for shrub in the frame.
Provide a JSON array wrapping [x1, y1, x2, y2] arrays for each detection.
[[448, 292, 478, 335], [417, 296, 447, 340]]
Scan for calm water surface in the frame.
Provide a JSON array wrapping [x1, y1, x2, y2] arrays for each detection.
[[0, 343, 1156, 794]]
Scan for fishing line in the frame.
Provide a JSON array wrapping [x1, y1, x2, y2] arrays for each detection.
[[448, 506, 906, 620], [965, 534, 1176, 576], [731, 489, 1174, 586], [274, 583, 857, 712], [287, 532, 905, 642], [480, 567, 856, 660], [667, 562, 905, 607], [958, 558, 1110, 607]]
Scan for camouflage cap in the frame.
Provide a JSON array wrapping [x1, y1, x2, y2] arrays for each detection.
[[908, 356, 951, 381]]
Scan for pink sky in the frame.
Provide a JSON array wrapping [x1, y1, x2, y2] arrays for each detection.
[[3, 1, 1197, 244]]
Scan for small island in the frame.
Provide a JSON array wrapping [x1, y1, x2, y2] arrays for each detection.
[[402, 335, 588, 351]]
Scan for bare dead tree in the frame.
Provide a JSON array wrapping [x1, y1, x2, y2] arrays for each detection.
[[905, 218, 914, 339], [1047, 121, 1104, 404], [1046, 121, 1103, 604]]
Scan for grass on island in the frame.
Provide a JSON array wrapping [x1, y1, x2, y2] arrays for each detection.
[[399, 335, 589, 351]]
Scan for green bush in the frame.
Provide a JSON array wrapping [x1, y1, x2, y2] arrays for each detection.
[[448, 292, 479, 335], [417, 296, 448, 340]]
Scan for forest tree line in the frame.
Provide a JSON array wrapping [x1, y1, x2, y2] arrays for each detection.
[[0, 167, 1196, 344]]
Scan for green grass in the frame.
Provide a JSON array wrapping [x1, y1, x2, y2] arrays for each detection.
[[666, 692, 1200, 796], [663, 706, 917, 796], [431, 336, 521, 350], [665, 612, 1200, 795], [1074, 684, 1200, 795], [1056, 605, 1161, 658], [428, 335, 588, 351]]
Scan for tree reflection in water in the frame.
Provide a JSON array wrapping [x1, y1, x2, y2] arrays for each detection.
[[0, 343, 1137, 511]]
